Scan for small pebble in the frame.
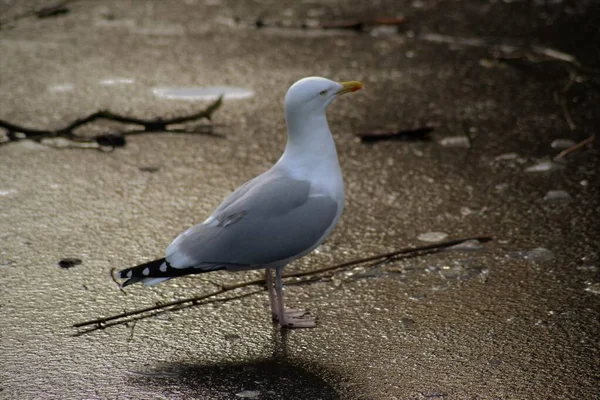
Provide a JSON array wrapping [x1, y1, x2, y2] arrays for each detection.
[[550, 138, 576, 149], [16, 140, 48, 151], [460, 206, 474, 216], [417, 232, 448, 242], [438, 135, 470, 148], [524, 160, 564, 172], [479, 268, 490, 283], [495, 183, 509, 192], [370, 25, 398, 37], [314, 244, 332, 254], [543, 190, 572, 202]]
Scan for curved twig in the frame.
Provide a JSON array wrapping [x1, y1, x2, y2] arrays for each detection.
[[73, 236, 492, 332], [0, 96, 223, 149], [554, 134, 596, 161]]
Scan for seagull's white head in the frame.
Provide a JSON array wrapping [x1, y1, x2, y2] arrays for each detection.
[[280, 77, 363, 166], [284, 77, 363, 115]]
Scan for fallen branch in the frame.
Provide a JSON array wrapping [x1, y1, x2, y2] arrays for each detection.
[[553, 134, 595, 161], [319, 16, 406, 31], [491, 50, 600, 132], [357, 127, 434, 143], [0, 0, 77, 29], [247, 16, 406, 32], [73, 236, 492, 332], [0, 96, 223, 150]]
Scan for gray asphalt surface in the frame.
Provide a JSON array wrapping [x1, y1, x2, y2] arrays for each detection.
[[1, 1, 599, 399]]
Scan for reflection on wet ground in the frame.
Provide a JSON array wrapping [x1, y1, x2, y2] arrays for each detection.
[[129, 331, 342, 399], [131, 358, 340, 399]]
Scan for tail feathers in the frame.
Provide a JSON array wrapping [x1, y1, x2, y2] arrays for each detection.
[[141, 277, 171, 286], [116, 258, 226, 288], [118, 258, 168, 288]]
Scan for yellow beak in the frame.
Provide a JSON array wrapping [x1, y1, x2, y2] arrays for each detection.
[[336, 80, 364, 95]]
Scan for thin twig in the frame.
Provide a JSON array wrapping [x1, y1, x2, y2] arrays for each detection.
[[554, 134, 596, 161], [0, 0, 78, 29], [73, 236, 492, 330], [110, 268, 127, 295], [71, 290, 262, 336], [559, 95, 577, 131], [492, 51, 600, 132], [558, 70, 578, 131], [126, 320, 137, 342], [357, 127, 433, 143], [0, 96, 223, 149]]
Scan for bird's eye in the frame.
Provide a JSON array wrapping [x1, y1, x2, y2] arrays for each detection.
[[319, 90, 327, 96]]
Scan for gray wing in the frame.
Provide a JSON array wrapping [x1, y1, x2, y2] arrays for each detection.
[[165, 173, 338, 269]]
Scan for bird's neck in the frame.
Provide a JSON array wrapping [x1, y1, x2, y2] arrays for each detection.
[[279, 109, 339, 172]]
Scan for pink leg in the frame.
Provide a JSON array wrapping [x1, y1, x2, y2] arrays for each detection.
[[275, 266, 316, 328], [265, 268, 278, 321]]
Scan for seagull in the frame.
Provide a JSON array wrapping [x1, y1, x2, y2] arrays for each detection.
[[117, 77, 363, 328]]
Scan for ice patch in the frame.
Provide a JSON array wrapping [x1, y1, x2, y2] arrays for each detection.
[[506, 247, 554, 262], [153, 86, 254, 101]]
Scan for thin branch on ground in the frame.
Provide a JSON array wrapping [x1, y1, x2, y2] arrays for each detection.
[[357, 127, 433, 143], [247, 16, 407, 32], [554, 134, 596, 161], [0, 96, 223, 150], [492, 51, 599, 132], [558, 70, 578, 131], [73, 235, 492, 333], [0, 0, 78, 29], [126, 320, 137, 342], [110, 268, 127, 295]]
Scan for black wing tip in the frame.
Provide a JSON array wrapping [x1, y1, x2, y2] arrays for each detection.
[[115, 258, 229, 286], [120, 278, 137, 288], [115, 258, 167, 286]]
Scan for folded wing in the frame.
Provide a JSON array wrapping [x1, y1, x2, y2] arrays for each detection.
[[166, 172, 338, 271]]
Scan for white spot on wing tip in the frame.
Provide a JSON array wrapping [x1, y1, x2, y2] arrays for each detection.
[[142, 267, 150, 276], [159, 263, 167, 272], [126, 271, 133, 278]]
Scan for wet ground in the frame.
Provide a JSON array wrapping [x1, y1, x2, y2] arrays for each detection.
[[1, 1, 599, 399]]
